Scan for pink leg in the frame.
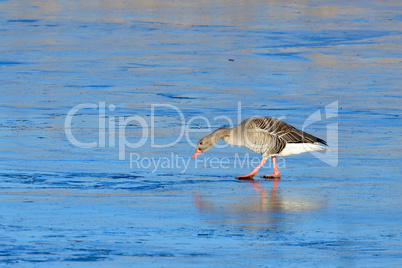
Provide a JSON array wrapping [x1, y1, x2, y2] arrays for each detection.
[[260, 156, 281, 178], [236, 158, 267, 179]]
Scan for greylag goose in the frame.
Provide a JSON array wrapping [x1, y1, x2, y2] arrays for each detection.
[[191, 116, 327, 179]]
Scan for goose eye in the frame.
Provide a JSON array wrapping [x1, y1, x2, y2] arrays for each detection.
[[199, 142, 203, 145]]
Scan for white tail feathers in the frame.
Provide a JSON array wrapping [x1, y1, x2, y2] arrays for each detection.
[[278, 143, 327, 157]]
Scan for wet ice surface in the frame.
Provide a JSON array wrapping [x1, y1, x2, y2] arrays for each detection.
[[1, 0, 402, 266]]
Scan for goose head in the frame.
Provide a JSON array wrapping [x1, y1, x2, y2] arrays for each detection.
[[191, 134, 216, 158], [191, 128, 230, 159]]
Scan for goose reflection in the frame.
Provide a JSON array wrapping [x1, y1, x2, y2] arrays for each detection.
[[193, 179, 321, 229]]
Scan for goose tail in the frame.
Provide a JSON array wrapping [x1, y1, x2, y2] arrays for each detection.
[[279, 142, 328, 157]]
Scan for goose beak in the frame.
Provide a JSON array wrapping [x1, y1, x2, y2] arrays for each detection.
[[192, 148, 202, 159]]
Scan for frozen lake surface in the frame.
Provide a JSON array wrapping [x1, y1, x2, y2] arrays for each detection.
[[1, 0, 401, 267]]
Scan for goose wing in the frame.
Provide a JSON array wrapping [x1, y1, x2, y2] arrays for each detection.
[[250, 116, 327, 146], [238, 117, 287, 155]]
